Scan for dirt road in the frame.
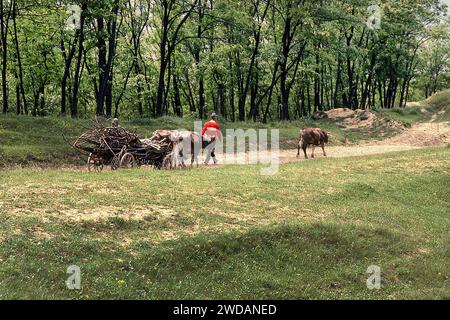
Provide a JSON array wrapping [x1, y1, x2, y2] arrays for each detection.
[[220, 117, 449, 165], [65, 111, 449, 171]]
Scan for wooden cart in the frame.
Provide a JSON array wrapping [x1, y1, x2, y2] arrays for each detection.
[[73, 126, 174, 171]]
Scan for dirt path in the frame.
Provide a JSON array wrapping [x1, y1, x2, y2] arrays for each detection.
[[60, 112, 449, 171], [277, 145, 423, 164], [366, 112, 449, 148], [219, 145, 422, 165], [226, 117, 449, 165]]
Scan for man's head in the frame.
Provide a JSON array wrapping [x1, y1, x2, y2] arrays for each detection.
[[211, 112, 219, 121]]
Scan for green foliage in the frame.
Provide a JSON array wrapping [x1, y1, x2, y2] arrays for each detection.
[[0, 0, 448, 119]]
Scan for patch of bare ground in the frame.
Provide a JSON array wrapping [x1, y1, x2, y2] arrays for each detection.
[[325, 108, 356, 119], [406, 101, 423, 108], [204, 143, 423, 165], [2, 204, 178, 223], [324, 107, 405, 131], [28, 226, 54, 242], [324, 108, 376, 129], [367, 121, 450, 147]]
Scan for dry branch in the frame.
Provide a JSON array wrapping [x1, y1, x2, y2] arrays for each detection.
[[73, 125, 176, 169]]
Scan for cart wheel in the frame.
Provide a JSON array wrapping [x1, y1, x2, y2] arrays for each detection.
[[120, 153, 136, 169], [87, 153, 103, 172]]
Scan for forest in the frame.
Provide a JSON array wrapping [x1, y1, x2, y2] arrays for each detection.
[[0, 0, 449, 122]]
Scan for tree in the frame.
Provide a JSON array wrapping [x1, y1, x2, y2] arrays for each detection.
[[154, 0, 198, 117]]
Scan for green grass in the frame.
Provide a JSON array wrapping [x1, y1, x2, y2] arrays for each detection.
[[377, 108, 423, 127], [378, 89, 450, 126], [427, 89, 450, 122], [0, 148, 449, 299], [0, 90, 448, 299]]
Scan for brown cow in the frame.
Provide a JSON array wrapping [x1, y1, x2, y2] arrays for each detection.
[[296, 128, 329, 159]]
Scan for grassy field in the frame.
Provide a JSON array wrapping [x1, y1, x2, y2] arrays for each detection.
[[0, 90, 448, 299], [0, 147, 448, 299]]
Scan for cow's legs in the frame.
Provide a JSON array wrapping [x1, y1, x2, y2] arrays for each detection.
[[190, 149, 199, 167], [303, 144, 308, 159], [311, 145, 315, 158], [190, 141, 199, 168], [191, 153, 199, 167], [178, 150, 186, 168], [321, 143, 327, 157], [297, 141, 301, 158], [191, 152, 199, 168], [169, 149, 176, 169]]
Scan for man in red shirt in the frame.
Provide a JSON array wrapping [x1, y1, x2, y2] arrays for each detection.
[[201, 112, 223, 165]]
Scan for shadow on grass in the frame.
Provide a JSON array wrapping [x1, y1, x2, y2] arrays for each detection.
[[0, 221, 419, 299]]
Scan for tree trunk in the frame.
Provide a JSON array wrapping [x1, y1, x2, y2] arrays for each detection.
[[12, 0, 27, 114], [279, 13, 291, 121], [156, 1, 169, 117], [71, 3, 87, 118], [228, 53, 235, 122], [334, 48, 343, 108], [240, 0, 270, 120], [314, 51, 320, 112], [1, 0, 12, 114], [172, 71, 182, 117]]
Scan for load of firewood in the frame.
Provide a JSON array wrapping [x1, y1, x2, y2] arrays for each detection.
[[73, 126, 141, 156], [73, 125, 177, 169]]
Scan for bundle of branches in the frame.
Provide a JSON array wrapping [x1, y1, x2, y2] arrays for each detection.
[[73, 127, 141, 159], [73, 126, 175, 169], [137, 134, 175, 168], [140, 130, 182, 167]]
